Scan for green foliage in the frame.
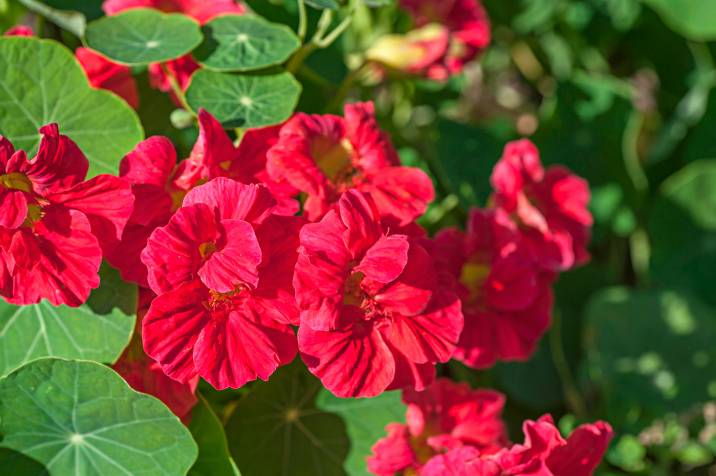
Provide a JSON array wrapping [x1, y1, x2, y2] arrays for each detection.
[[85, 8, 203, 65], [195, 15, 301, 72], [189, 395, 239, 476], [225, 361, 349, 476], [315, 390, 405, 475], [185, 69, 302, 128], [304, 0, 339, 10], [0, 37, 143, 177], [0, 359, 198, 475], [641, 0, 716, 41]]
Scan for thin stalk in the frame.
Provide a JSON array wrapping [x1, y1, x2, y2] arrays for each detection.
[[550, 310, 588, 419], [315, 14, 353, 48], [296, 0, 307, 41], [159, 62, 194, 115]]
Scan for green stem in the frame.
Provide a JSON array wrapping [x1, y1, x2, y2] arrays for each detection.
[[550, 310, 588, 419], [297, 0, 307, 40], [325, 62, 366, 112], [315, 14, 353, 48], [159, 63, 194, 115]]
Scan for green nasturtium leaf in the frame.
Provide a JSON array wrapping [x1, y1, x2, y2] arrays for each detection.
[[0, 359, 198, 475], [185, 70, 302, 129], [0, 447, 49, 475], [315, 390, 405, 476], [225, 361, 349, 476], [189, 395, 240, 476], [304, 0, 339, 10], [584, 288, 716, 429], [0, 37, 144, 177], [85, 8, 203, 65], [18, 0, 86, 37], [642, 0, 716, 41], [649, 160, 716, 307], [0, 262, 136, 378], [195, 15, 300, 72]]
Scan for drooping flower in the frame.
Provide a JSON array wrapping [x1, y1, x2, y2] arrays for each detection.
[[102, 0, 245, 23], [369, 380, 613, 476], [141, 178, 300, 389], [267, 102, 434, 225], [4, 25, 34, 36], [102, 0, 245, 104], [0, 125, 133, 306], [368, 379, 507, 475], [75, 47, 140, 109], [367, 0, 490, 80], [491, 139, 593, 272], [113, 289, 198, 422], [295, 190, 462, 397], [431, 208, 553, 369], [107, 109, 292, 286]]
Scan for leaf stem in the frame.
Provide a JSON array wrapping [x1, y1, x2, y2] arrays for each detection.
[[550, 309, 588, 419], [297, 0, 307, 41], [159, 62, 194, 115]]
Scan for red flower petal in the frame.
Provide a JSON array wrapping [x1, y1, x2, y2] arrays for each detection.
[[198, 218, 261, 292], [183, 178, 276, 224], [0, 190, 28, 229], [22, 124, 89, 194], [193, 302, 297, 390], [142, 203, 218, 294], [354, 234, 410, 283], [373, 242, 435, 316], [142, 280, 210, 383], [119, 136, 177, 187], [75, 47, 139, 109], [367, 423, 418, 476], [360, 166, 435, 226], [299, 310, 395, 397]]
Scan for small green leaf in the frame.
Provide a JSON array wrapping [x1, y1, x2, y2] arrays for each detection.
[[0, 37, 144, 177], [225, 361, 349, 476], [0, 294, 135, 378], [304, 0, 339, 10], [85, 8, 203, 65], [185, 69, 302, 129], [0, 359, 198, 475], [189, 395, 239, 476], [18, 0, 86, 37], [642, 0, 716, 41], [362, 0, 393, 7], [195, 15, 300, 72], [315, 390, 405, 476]]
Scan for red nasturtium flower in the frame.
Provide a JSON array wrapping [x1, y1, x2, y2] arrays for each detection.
[[267, 101, 434, 225], [295, 190, 463, 397], [103, 0, 245, 103], [431, 208, 553, 369], [114, 289, 198, 422], [75, 47, 140, 109], [368, 379, 507, 475], [491, 139, 593, 272], [367, 0, 490, 80], [108, 109, 295, 286], [0, 125, 133, 306], [141, 178, 300, 390], [369, 379, 613, 476]]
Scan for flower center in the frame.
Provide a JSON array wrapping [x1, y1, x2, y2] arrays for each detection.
[[459, 260, 490, 307], [343, 271, 365, 306], [312, 136, 354, 182], [198, 241, 217, 259], [0, 172, 32, 193]]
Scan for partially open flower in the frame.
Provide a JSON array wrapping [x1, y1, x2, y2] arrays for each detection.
[[367, 0, 491, 80]]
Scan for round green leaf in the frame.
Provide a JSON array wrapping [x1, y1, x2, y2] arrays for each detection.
[[0, 37, 144, 177], [315, 390, 405, 476], [305, 0, 339, 10], [225, 361, 349, 476], [85, 8, 203, 65], [195, 15, 300, 72], [185, 70, 301, 128], [642, 0, 716, 41], [0, 359, 198, 475]]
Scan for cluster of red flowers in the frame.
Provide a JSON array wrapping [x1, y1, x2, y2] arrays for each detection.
[[1, 0, 609, 472], [368, 379, 613, 476]]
